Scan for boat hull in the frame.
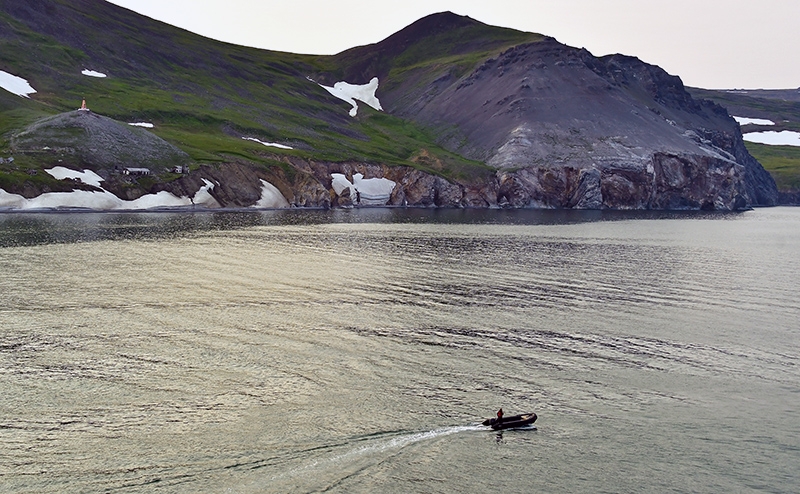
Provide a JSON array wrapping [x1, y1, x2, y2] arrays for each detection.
[[482, 412, 537, 430]]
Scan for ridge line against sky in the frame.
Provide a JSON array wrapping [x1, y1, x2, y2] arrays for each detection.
[[106, 0, 799, 90]]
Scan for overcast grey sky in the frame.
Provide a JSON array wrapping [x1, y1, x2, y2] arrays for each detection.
[[107, 0, 798, 89]]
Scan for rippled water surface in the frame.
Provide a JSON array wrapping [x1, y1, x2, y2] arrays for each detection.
[[1, 208, 798, 493]]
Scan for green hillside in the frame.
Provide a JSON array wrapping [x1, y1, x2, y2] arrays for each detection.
[[745, 143, 800, 191], [0, 1, 511, 188]]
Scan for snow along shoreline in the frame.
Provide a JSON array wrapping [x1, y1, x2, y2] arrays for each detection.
[[0, 167, 291, 211]]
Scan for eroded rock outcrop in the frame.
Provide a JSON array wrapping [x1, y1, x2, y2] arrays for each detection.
[[155, 162, 329, 208], [159, 153, 751, 211]]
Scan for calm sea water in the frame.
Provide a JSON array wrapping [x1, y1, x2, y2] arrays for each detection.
[[0, 207, 798, 493]]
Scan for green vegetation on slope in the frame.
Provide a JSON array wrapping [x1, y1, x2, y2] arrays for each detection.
[[688, 88, 800, 132], [0, 2, 498, 192], [324, 14, 543, 99], [745, 142, 800, 191], [389, 26, 541, 80]]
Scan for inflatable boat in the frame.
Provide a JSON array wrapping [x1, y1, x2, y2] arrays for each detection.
[[482, 412, 537, 430]]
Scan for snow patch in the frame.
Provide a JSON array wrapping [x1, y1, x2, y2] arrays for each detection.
[[82, 69, 107, 78], [330, 174, 353, 196], [190, 179, 221, 208], [0, 70, 36, 98], [253, 180, 290, 208], [128, 122, 154, 128], [243, 137, 293, 150], [331, 173, 395, 205], [45, 167, 104, 188], [1, 190, 122, 210], [743, 131, 800, 147], [0, 176, 220, 211], [0, 189, 26, 209], [316, 77, 382, 117], [733, 116, 775, 126]]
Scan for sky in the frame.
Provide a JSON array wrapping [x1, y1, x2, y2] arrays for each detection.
[[106, 0, 799, 90]]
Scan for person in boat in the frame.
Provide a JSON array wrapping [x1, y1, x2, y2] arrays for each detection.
[[496, 408, 504, 426]]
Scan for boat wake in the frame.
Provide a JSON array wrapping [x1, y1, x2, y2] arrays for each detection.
[[349, 424, 485, 455], [269, 425, 483, 482]]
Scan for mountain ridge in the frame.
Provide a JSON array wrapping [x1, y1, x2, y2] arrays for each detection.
[[0, 1, 783, 210]]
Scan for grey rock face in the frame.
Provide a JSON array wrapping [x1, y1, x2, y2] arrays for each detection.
[[570, 168, 602, 209], [11, 111, 190, 172]]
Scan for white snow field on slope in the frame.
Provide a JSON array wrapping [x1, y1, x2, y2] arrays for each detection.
[[129, 122, 155, 128], [733, 116, 775, 126], [331, 173, 395, 205], [243, 137, 293, 150], [82, 69, 107, 78], [743, 130, 800, 147], [0, 70, 36, 98], [317, 77, 383, 117], [45, 167, 105, 188]]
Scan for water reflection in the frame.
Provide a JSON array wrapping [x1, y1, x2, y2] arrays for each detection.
[[0, 206, 796, 493], [0, 208, 746, 247], [322, 208, 744, 225], [0, 211, 264, 247]]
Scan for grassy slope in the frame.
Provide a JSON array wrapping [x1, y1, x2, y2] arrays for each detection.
[[745, 143, 800, 191], [0, 3, 500, 188], [328, 18, 542, 89], [688, 88, 800, 132]]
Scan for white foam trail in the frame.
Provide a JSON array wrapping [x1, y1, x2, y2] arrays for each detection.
[[270, 425, 483, 482], [346, 425, 482, 457]]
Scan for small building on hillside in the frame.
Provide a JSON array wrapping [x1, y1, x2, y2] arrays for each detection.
[[123, 167, 151, 176]]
